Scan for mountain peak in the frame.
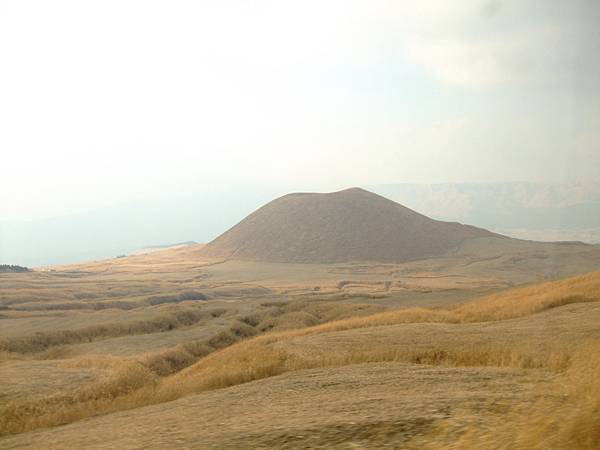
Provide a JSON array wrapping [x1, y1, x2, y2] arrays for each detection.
[[199, 188, 496, 263]]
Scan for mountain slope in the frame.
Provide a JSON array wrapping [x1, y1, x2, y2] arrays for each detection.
[[199, 188, 498, 263]]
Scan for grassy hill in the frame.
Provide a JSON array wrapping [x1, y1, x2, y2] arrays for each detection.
[[199, 188, 497, 263]]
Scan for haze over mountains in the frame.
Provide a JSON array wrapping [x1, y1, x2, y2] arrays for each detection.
[[0, 189, 281, 267], [372, 182, 600, 235], [2, 182, 599, 267], [199, 188, 496, 263]]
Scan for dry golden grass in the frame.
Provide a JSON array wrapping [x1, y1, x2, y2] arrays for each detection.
[[166, 269, 600, 383], [0, 301, 383, 435], [291, 269, 600, 335], [0, 362, 547, 450], [0, 307, 221, 353], [2, 251, 600, 450], [0, 359, 158, 435], [1, 343, 600, 449], [435, 341, 600, 449], [152, 270, 600, 449], [3, 270, 598, 440], [454, 270, 600, 321]]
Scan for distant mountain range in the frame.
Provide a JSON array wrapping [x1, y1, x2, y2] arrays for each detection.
[[368, 182, 600, 227], [1, 182, 599, 267], [368, 182, 600, 243]]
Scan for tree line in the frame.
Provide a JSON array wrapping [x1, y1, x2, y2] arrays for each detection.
[[0, 264, 31, 273]]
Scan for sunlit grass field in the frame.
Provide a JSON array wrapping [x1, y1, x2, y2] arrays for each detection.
[[1, 245, 599, 448]]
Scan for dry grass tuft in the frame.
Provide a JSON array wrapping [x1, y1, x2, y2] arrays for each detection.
[[453, 270, 600, 322], [0, 308, 220, 353], [165, 336, 572, 399], [439, 341, 600, 449], [0, 360, 158, 435]]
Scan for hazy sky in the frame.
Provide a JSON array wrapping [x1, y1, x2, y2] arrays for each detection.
[[1, 0, 599, 220]]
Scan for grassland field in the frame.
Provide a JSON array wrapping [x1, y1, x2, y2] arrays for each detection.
[[1, 240, 599, 448]]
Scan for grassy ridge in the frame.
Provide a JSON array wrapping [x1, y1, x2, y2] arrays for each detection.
[[172, 269, 600, 386], [0, 301, 381, 435], [0, 308, 225, 353], [309, 268, 600, 333]]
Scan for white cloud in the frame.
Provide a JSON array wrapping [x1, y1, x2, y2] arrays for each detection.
[[397, 0, 600, 90], [0, 0, 598, 220]]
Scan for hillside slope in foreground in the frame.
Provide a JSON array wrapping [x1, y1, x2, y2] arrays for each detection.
[[199, 187, 497, 263], [2, 270, 599, 449]]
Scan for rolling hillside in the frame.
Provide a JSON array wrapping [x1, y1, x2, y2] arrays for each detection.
[[2, 269, 599, 449]]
